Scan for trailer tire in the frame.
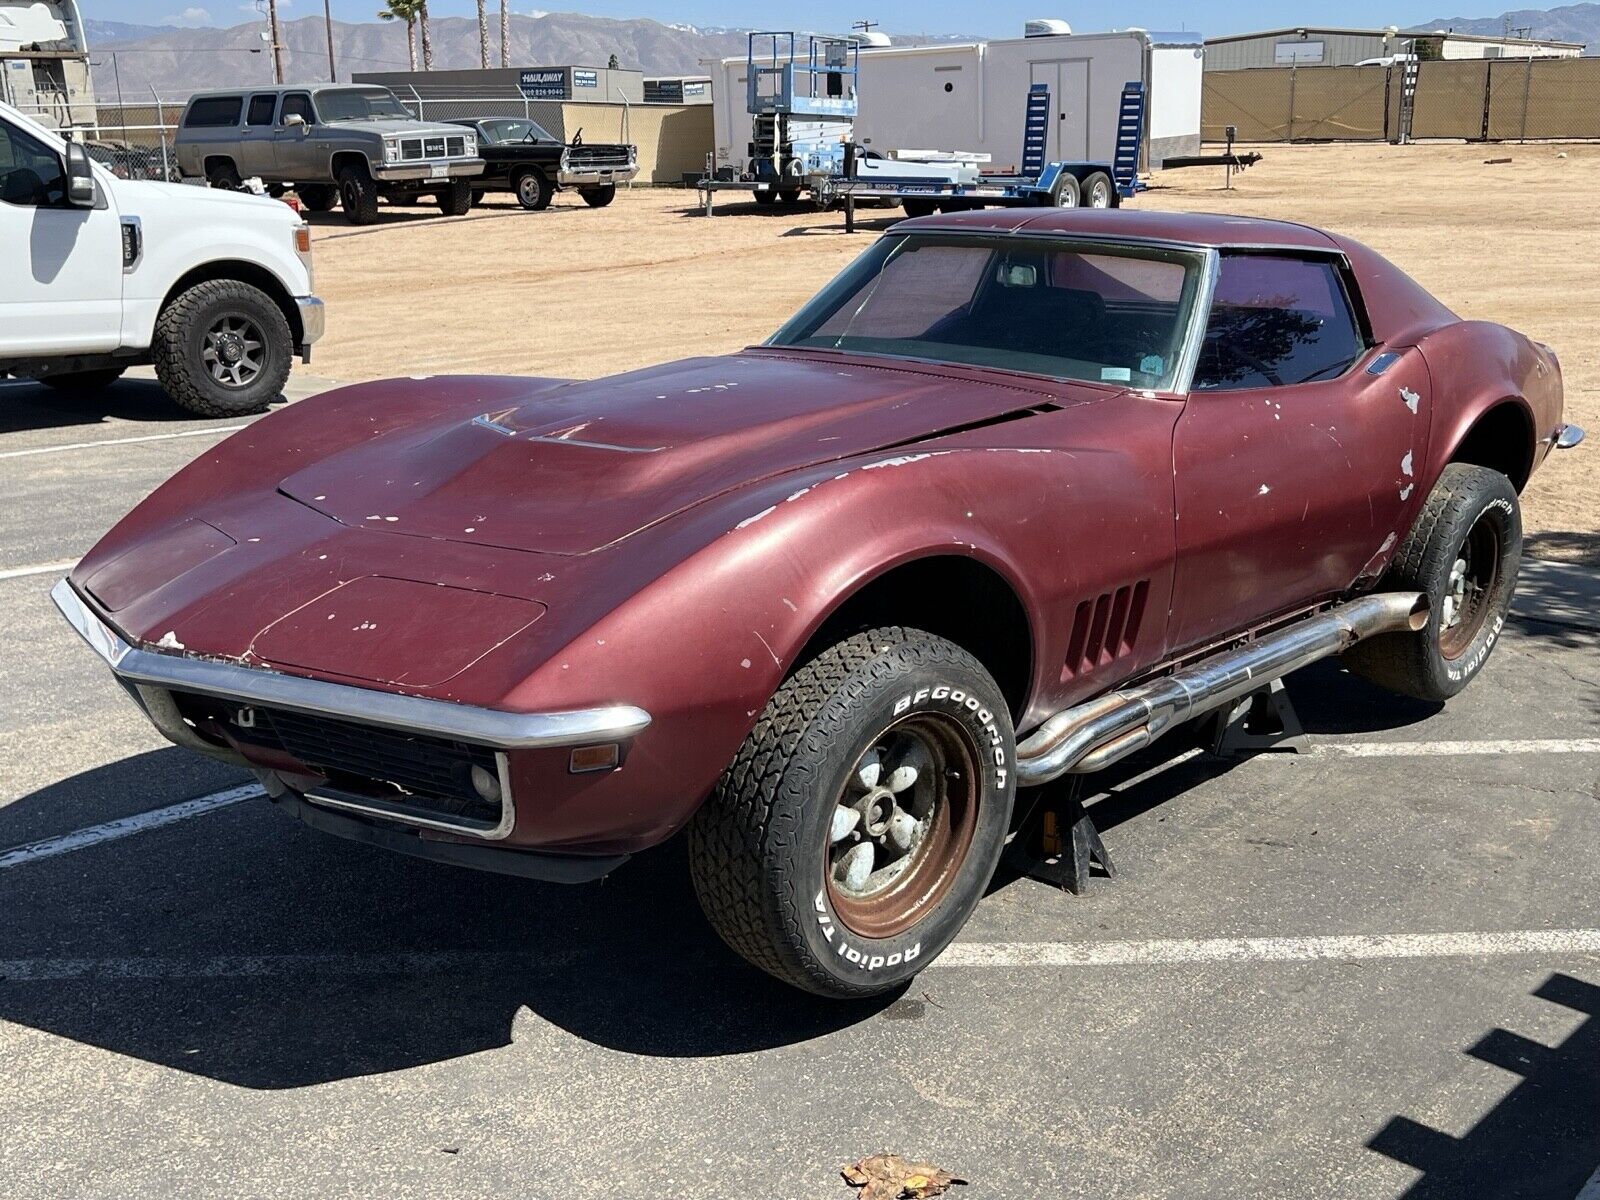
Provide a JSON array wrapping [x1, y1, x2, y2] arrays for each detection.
[[901, 198, 937, 218], [1051, 174, 1081, 208], [1343, 464, 1521, 703], [1082, 171, 1114, 208], [753, 189, 778, 206], [778, 188, 802, 205], [689, 626, 1016, 999]]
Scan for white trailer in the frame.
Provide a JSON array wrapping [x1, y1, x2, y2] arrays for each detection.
[[706, 25, 1202, 177]]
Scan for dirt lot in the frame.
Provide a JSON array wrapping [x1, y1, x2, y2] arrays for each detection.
[[307, 141, 1600, 560]]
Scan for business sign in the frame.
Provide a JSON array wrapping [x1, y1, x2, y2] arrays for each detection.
[[1274, 40, 1325, 64], [519, 69, 568, 99], [683, 81, 706, 96], [573, 69, 598, 88]]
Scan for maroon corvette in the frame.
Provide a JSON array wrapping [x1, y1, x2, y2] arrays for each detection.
[[57, 209, 1579, 997]]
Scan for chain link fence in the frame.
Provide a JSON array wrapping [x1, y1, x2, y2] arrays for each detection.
[[1203, 57, 1600, 143]]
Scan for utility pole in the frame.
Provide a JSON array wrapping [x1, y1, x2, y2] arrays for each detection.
[[323, 0, 337, 82], [264, 0, 285, 84]]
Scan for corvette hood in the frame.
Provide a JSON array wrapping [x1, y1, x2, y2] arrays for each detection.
[[278, 353, 1080, 555]]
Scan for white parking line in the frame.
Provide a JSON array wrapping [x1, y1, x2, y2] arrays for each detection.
[[1316, 738, 1600, 757], [1, 928, 1597, 983], [937, 929, 1600, 968], [0, 785, 261, 871], [0, 559, 76, 582], [0, 424, 247, 460]]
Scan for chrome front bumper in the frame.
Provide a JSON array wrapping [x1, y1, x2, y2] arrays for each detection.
[[373, 158, 486, 182], [52, 579, 652, 839], [295, 295, 326, 354], [558, 164, 638, 187]]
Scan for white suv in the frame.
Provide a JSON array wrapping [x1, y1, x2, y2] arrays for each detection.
[[0, 102, 324, 416]]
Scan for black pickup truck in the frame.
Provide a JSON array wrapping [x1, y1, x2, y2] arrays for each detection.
[[447, 118, 638, 211]]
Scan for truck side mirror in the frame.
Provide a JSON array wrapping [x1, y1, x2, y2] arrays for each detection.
[[63, 141, 96, 207], [283, 114, 307, 130]]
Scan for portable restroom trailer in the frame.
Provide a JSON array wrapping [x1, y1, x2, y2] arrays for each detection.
[[707, 25, 1202, 174]]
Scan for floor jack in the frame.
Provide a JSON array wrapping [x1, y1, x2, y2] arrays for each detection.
[[1007, 681, 1307, 895]]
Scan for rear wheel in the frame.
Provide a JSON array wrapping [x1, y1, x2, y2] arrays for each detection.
[[514, 169, 551, 210], [689, 627, 1016, 998], [1081, 171, 1114, 208], [752, 188, 778, 206], [337, 165, 379, 225], [438, 178, 473, 216], [152, 280, 292, 417], [580, 184, 617, 208], [205, 160, 241, 190], [38, 368, 125, 392], [1343, 463, 1521, 702], [901, 198, 937, 218], [297, 183, 336, 212]]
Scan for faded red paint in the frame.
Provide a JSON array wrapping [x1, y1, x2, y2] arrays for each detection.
[[69, 212, 1566, 857]]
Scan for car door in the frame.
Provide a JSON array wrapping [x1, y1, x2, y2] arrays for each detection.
[[1168, 251, 1428, 653], [237, 92, 280, 178], [0, 114, 124, 355], [271, 91, 317, 177]]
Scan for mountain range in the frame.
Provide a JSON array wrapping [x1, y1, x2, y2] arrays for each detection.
[[1416, 2, 1600, 44], [83, 13, 970, 100]]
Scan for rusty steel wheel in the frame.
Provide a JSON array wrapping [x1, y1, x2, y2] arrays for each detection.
[[826, 715, 979, 940], [689, 627, 1016, 998]]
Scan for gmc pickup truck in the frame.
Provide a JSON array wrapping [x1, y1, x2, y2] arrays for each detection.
[[175, 85, 485, 225], [1, 101, 323, 416]]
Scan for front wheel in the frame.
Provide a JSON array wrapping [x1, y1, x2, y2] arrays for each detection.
[[515, 169, 551, 210], [337, 165, 379, 225], [689, 627, 1016, 998], [438, 178, 473, 216], [151, 280, 293, 417], [580, 184, 616, 208], [1343, 463, 1521, 702]]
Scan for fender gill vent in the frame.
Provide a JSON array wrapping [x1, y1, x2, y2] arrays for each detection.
[[1062, 580, 1150, 681]]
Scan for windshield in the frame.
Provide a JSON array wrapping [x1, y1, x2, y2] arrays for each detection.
[[477, 118, 556, 145], [768, 233, 1206, 391], [315, 87, 413, 122]]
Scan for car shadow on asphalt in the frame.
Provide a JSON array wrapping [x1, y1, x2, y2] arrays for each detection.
[[0, 748, 894, 1089], [1368, 972, 1600, 1198], [0, 378, 285, 436]]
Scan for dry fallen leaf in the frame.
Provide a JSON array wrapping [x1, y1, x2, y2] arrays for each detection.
[[842, 1153, 967, 1200]]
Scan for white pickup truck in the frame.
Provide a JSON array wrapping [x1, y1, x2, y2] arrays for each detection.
[[0, 102, 324, 416]]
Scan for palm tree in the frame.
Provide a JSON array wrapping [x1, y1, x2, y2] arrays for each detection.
[[500, 0, 510, 68], [476, 0, 489, 69], [419, 0, 434, 70], [377, 0, 422, 72]]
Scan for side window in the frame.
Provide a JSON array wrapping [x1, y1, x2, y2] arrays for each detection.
[[1194, 254, 1366, 391], [279, 93, 314, 125], [0, 120, 67, 208], [183, 96, 244, 128], [247, 94, 278, 126]]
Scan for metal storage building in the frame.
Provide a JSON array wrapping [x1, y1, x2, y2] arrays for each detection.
[[707, 25, 1203, 175], [1204, 26, 1583, 71]]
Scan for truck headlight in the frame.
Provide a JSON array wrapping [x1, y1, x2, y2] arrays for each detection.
[[462, 134, 477, 157], [382, 139, 402, 164]]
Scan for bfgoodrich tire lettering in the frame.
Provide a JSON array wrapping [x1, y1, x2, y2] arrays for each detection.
[[1344, 462, 1521, 702], [689, 627, 1016, 998]]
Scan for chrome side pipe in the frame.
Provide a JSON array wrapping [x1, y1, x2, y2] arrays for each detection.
[[1015, 592, 1428, 787]]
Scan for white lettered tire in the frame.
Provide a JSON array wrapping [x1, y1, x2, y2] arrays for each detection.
[[689, 627, 1016, 998]]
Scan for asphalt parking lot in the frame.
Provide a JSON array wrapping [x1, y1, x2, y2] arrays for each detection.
[[2, 374, 1597, 1200]]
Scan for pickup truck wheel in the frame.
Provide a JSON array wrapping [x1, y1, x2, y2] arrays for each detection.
[[689, 627, 1016, 998], [1344, 463, 1521, 703], [297, 183, 336, 212], [336, 166, 379, 225], [39, 368, 126, 392], [579, 183, 616, 208], [152, 280, 292, 417], [514, 169, 551, 211], [438, 179, 473, 216], [206, 161, 241, 190]]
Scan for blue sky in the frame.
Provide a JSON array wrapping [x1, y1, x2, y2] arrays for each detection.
[[91, 2, 1499, 39]]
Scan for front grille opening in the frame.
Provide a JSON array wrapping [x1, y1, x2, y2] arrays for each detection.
[[401, 140, 424, 161], [172, 693, 504, 827]]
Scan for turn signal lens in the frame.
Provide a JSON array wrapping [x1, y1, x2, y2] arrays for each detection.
[[569, 743, 621, 774], [294, 226, 312, 254]]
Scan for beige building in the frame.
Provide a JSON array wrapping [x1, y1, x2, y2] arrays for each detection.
[[1204, 26, 1584, 71]]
